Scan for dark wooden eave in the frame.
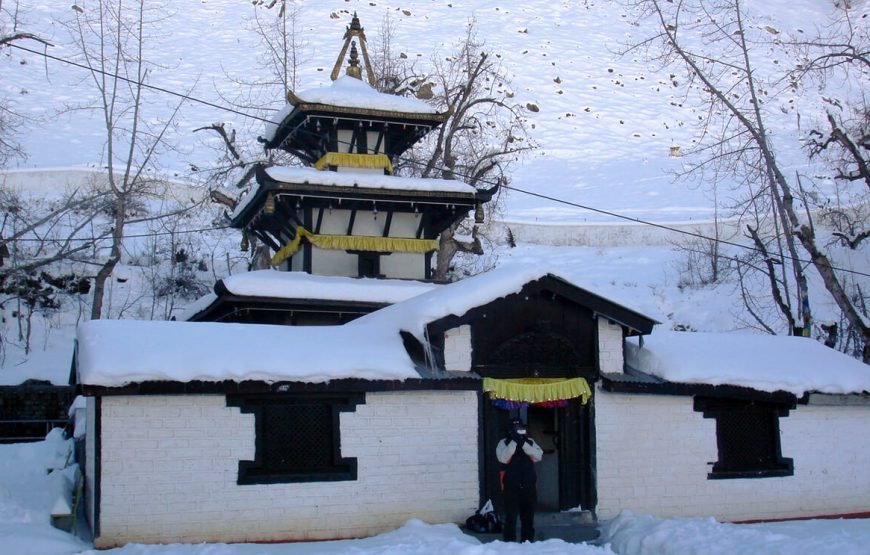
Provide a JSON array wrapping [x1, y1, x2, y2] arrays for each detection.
[[261, 101, 449, 155], [184, 282, 388, 324], [428, 274, 659, 338], [230, 164, 487, 230], [541, 275, 658, 335], [76, 376, 480, 397], [601, 369, 800, 404]]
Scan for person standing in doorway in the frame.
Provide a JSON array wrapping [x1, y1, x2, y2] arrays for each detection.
[[496, 417, 544, 542]]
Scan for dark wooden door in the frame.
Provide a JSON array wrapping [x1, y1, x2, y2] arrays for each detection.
[[558, 398, 596, 511], [481, 395, 596, 513]]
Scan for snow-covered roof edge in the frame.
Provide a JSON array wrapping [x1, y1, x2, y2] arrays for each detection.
[[624, 331, 870, 396], [350, 264, 659, 341], [74, 319, 421, 388], [263, 76, 441, 142], [231, 165, 478, 220]]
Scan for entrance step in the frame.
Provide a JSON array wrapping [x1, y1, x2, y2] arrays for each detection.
[[461, 511, 600, 544], [536, 511, 600, 543]]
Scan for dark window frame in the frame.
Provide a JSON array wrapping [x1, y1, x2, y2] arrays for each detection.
[[227, 393, 363, 485], [348, 250, 388, 279], [695, 396, 794, 480]]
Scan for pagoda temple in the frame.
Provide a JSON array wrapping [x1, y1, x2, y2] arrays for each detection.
[[229, 13, 493, 284]]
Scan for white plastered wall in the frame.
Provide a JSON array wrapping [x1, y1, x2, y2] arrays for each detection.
[[443, 325, 472, 372], [94, 390, 478, 547], [594, 387, 870, 521], [597, 318, 624, 374], [310, 210, 426, 279]]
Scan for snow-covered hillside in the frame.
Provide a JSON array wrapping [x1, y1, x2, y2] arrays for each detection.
[[5, 0, 862, 222]]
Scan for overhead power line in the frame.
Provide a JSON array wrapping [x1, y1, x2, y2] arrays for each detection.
[[8, 42, 870, 279], [9, 43, 275, 124]]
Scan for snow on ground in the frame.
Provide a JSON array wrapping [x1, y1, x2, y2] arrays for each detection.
[[0, 431, 88, 555], [3, 434, 870, 555], [599, 512, 870, 555]]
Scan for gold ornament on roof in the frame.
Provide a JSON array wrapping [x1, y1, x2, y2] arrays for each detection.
[[346, 41, 362, 80], [330, 12, 376, 86]]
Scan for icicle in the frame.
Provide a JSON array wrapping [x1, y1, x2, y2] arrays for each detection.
[[421, 327, 437, 373]]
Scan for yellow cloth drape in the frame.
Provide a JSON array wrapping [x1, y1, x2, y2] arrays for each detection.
[[483, 377, 592, 405], [313, 152, 393, 174], [271, 227, 439, 266]]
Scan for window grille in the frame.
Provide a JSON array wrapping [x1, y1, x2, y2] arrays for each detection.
[[695, 396, 793, 479], [228, 393, 362, 484], [259, 403, 333, 474]]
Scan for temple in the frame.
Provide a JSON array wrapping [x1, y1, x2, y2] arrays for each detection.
[[227, 12, 493, 287]]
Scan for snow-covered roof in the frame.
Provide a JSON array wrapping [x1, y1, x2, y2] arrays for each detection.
[[265, 166, 476, 194], [218, 270, 439, 303], [625, 331, 870, 396], [75, 319, 417, 387], [350, 264, 658, 340], [263, 76, 438, 142], [176, 271, 440, 321], [232, 165, 477, 219], [294, 76, 438, 114]]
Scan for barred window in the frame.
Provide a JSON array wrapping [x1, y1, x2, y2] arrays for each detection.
[[695, 397, 793, 479], [227, 393, 363, 484]]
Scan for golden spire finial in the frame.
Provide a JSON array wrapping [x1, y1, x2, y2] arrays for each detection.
[[330, 12, 376, 86], [346, 41, 363, 80]]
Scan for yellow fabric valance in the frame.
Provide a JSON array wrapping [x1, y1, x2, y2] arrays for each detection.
[[313, 152, 393, 174], [483, 377, 592, 405], [271, 227, 439, 266]]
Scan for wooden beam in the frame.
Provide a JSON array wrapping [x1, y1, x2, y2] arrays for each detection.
[[382, 209, 393, 237], [416, 212, 426, 239], [315, 207, 324, 234], [347, 207, 357, 236]]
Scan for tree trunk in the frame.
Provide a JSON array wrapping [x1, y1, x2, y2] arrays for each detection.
[[91, 208, 126, 320]]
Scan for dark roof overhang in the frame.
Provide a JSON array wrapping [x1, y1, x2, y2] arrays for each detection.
[[261, 100, 450, 154], [77, 376, 480, 397], [184, 280, 388, 323], [427, 273, 658, 338], [230, 164, 483, 229], [539, 274, 659, 335], [601, 368, 800, 404]]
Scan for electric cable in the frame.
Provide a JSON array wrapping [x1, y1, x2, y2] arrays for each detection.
[[7, 42, 870, 279]]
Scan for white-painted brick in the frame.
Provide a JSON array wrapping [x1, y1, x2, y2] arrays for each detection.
[[443, 325, 472, 372], [597, 318, 624, 373], [595, 389, 870, 521], [95, 391, 479, 547]]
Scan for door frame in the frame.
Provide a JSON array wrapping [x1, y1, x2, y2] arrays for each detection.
[[479, 391, 596, 513]]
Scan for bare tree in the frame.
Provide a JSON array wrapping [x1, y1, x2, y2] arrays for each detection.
[[60, 0, 193, 319], [376, 20, 536, 280], [791, 7, 869, 359], [628, 0, 869, 360], [195, 0, 306, 195], [0, 183, 107, 353]]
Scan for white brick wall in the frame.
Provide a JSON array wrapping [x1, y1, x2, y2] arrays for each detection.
[[595, 386, 870, 521], [95, 391, 478, 547], [597, 318, 624, 374], [443, 326, 472, 372]]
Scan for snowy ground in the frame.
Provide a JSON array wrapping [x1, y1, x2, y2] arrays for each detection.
[[3, 432, 870, 555]]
